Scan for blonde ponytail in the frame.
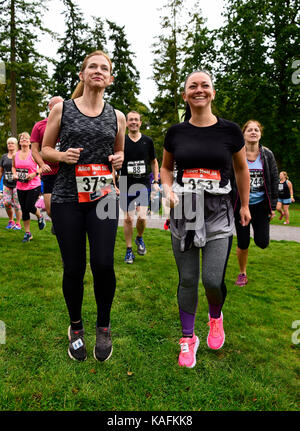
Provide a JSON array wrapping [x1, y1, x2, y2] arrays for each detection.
[[72, 81, 84, 99]]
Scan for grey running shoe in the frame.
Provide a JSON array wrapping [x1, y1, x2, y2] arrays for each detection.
[[93, 326, 113, 362], [135, 236, 147, 255], [68, 326, 87, 361]]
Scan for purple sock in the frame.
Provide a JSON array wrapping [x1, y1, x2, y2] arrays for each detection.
[[179, 309, 195, 337], [209, 303, 222, 319]]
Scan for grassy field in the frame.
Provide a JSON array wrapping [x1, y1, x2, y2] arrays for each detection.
[[271, 202, 300, 226], [0, 218, 299, 412]]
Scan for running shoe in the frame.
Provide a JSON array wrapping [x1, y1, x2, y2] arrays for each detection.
[[284, 221, 290, 225], [94, 326, 113, 362], [124, 248, 135, 264], [13, 223, 22, 231], [22, 232, 33, 242], [279, 213, 284, 220], [235, 273, 248, 286], [207, 312, 225, 350], [6, 220, 15, 229], [178, 334, 199, 368], [135, 236, 147, 255], [38, 215, 46, 230], [68, 326, 87, 362]]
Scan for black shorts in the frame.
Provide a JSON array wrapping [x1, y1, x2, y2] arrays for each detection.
[[119, 182, 150, 212], [42, 174, 57, 194]]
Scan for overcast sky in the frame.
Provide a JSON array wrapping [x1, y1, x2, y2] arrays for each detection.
[[40, 0, 225, 106]]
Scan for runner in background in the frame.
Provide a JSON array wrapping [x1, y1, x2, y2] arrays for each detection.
[[41, 51, 125, 362], [120, 111, 159, 264], [31, 96, 64, 232], [12, 132, 45, 242], [0, 137, 22, 230], [161, 70, 250, 369], [276, 171, 295, 225], [233, 120, 278, 286]]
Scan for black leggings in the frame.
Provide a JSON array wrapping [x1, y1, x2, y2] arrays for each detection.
[[235, 199, 270, 250], [51, 198, 119, 327], [17, 187, 41, 221]]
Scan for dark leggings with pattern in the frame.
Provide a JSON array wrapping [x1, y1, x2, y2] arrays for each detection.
[[171, 235, 233, 336], [51, 199, 118, 327]]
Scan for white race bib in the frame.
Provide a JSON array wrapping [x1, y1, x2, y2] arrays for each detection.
[[182, 168, 231, 195], [127, 160, 146, 176], [75, 164, 113, 203], [16, 168, 28, 183]]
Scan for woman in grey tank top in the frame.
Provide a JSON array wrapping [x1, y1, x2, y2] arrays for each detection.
[[41, 51, 126, 363]]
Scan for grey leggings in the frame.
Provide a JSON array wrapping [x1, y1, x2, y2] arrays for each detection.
[[171, 235, 233, 314]]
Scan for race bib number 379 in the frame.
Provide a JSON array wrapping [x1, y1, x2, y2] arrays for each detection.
[[75, 164, 113, 203]]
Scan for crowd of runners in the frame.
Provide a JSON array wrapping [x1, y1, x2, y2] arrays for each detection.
[[0, 50, 296, 367]]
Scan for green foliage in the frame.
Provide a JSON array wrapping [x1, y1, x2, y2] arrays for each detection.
[[0, 0, 53, 147], [105, 20, 140, 114], [51, 0, 102, 99], [214, 0, 300, 195], [150, 0, 215, 160]]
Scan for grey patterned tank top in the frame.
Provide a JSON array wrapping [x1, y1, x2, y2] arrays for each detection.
[[52, 99, 118, 203]]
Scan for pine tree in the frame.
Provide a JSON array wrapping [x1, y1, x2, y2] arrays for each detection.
[[150, 0, 186, 161], [0, 0, 53, 143], [105, 20, 140, 113], [51, 0, 95, 99]]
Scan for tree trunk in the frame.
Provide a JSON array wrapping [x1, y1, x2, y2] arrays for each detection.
[[10, 0, 17, 137]]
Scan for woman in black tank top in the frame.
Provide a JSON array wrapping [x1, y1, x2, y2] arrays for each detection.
[[276, 171, 295, 225], [41, 51, 126, 362]]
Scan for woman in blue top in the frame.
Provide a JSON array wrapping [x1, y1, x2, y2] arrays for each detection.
[[233, 120, 278, 286]]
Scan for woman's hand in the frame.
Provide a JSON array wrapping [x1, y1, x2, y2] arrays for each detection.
[[62, 148, 83, 164], [239, 205, 251, 226], [109, 152, 123, 171]]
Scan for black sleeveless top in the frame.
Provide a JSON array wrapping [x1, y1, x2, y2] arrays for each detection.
[[52, 99, 118, 203], [278, 180, 290, 199]]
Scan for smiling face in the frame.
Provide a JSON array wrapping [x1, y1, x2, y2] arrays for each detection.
[[19, 133, 30, 148], [7, 139, 17, 153], [126, 112, 142, 133], [79, 54, 114, 90], [183, 71, 215, 111], [243, 121, 262, 145]]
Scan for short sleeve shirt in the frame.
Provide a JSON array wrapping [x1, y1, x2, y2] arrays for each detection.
[[164, 117, 244, 191], [121, 134, 156, 187], [0, 154, 16, 188]]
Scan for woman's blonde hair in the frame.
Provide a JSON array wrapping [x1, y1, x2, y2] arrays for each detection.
[[72, 50, 113, 99], [7, 137, 18, 146], [242, 119, 264, 135], [280, 171, 289, 180]]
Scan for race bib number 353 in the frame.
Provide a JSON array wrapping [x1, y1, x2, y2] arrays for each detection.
[[182, 168, 231, 195], [75, 164, 113, 203], [183, 168, 220, 193]]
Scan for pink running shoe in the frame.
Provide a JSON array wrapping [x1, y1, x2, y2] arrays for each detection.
[[207, 312, 225, 350], [235, 273, 248, 286], [6, 220, 15, 229], [178, 334, 199, 368]]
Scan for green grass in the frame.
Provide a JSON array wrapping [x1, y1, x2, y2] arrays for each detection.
[[0, 218, 299, 411], [271, 202, 300, 227]]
